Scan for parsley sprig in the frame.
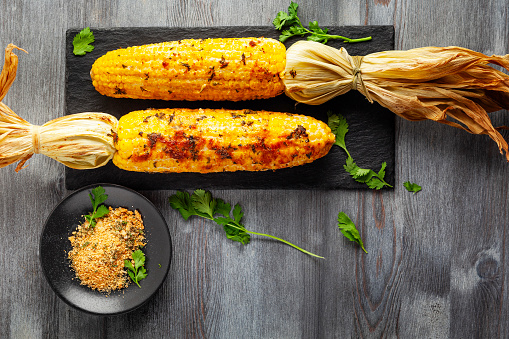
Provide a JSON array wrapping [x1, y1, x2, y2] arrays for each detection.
[[124, 249, 147, 288], [403, 181, 422, 194], [273, 2, 372, 44], [337, 212, 367, 253], [327, 112, 392, 189], [169, 189, 323, 259], [84, 186, 109, 228], [73, 27, 95, 56]]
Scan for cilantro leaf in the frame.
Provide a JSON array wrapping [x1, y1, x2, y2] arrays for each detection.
[[307, 21, 331, 44], [73, 27, 95, 56], [328, 112, 392, 190], [215, 199, 232, 218], [168, 191, 196, 220], [94, 205, 109, 219], [136, 266, 148, 281], [169, 190, 323, 258], [90, 186, 108, 209], [404, 181, 422, 194], [124, 260, 134, 271], [132, 249, 146, 269], [85, 186, 109, 228], [273, 2, 371, 44], [191, 189, 216, 218], [327, 111, 350, 157], [232, 204, 243, 223], [337, 212, 367, 253], [124, 249, 147, 288]]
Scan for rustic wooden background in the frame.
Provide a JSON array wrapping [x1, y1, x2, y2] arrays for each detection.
[[1, 0, 508, 338]]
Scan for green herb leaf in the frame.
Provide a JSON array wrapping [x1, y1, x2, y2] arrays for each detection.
[[215, 199, 232, 218], [328, 112, 392, 190], [73, 27, 95, 56], [273, 2, 371, 44], [169, 190, 324, 258], [124, 249, 147, 288], [337, 212, 367, 253], [85, 186, 109, 228], [168, 191, 196, 220], [136, 266, 148, 282], [94, 205, 109, 219], [191, 189, 216, 218], [132, 249, 146, 269], [403, 181, 422, 194], [124, 260, 134, 271], [327, 111, 350, 157]]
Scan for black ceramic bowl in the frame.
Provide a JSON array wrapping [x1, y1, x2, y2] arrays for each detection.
[[39, 183, 172, 315]]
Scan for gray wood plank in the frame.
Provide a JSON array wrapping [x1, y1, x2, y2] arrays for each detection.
[[1, 0, 508, 338]]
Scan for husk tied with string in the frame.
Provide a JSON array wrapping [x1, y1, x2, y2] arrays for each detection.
[[0, 44, 117, 171], [284, 41, 509, 160]]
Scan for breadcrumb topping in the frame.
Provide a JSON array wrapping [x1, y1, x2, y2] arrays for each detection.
[[68, 207, 146, 293]]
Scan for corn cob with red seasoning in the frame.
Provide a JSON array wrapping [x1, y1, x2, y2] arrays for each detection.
[[113, 108, 334, 173], [90, 38, 286, 101]]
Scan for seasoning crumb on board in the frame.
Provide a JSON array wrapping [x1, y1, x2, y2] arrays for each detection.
[[68, 206, 145, 293]]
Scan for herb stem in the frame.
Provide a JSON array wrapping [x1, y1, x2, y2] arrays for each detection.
[[301, 26, 372, 43], [328, 35, 372, 43], [225, 222, 324, 259]]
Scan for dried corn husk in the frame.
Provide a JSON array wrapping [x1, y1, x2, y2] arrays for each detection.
[[284, 41, 509, 161], [0, 45, 117, 171]]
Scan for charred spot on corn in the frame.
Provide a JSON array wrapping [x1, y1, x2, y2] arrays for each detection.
[[287, 125, 308, 140], [219, 55, 229, 68], [147, 133, 161, 148], [114, 86, 126, 95]]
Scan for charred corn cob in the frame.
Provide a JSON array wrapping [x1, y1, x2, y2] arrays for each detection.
[[113, 108, 334, 173], [90, 38, 286, 101]]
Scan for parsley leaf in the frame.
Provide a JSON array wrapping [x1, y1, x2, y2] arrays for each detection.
[[327, 113, 350, 157], [73, 27, 95, 56], [273, 2, 371, 44], [273, 2, 299, 30], [84, 186, 109, 228], [327, 112, 392, 190], [169, 190, 323, 258], [191, 189, 216, 218], [403, 181, 422, 194], [124, 249, 147, 288], [337, 212, 367, 253]]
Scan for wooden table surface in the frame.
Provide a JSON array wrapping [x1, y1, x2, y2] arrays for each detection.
[[1, 0, 508, 338]]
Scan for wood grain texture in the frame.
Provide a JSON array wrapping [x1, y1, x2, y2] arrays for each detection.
[[0, 0, 508, 338]]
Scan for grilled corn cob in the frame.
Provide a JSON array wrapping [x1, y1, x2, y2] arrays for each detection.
[[91, 38, 286, 101], [113, 108, 334, 173]]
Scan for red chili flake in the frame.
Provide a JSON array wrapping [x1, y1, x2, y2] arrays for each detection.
[[249, 40, 256, 47], [162, 61, 169, 69]]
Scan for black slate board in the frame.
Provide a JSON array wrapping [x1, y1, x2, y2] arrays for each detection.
[[65, 26, 395, 190]]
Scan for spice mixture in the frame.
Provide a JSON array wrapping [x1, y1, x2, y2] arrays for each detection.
[[68, 207, 145, 293]]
